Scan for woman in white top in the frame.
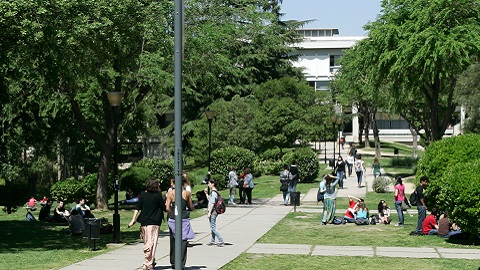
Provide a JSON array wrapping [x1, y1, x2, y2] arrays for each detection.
[[354, 154, 366, 188], [345, 153, 355, 177]]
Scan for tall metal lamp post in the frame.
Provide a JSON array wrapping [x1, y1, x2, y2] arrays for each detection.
[[337, 116, 342, 155], [323, 120, 328, 164], [107, 91, 123, 244], [205, 109, 216, 172], [331, 115, 337, 159]]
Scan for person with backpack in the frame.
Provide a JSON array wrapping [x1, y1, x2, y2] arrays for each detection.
[[207, 179, 225, 246], [321, 173, 340, 225], [394, 176, 405, 226], [354, 154, 366, 188], [414, 176, 429, 234], [279, 164, 291, 206], [334, 156, 346, 189], [289, 160, 300, 192]]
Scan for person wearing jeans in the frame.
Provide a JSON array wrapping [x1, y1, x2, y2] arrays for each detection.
[[415, 176, 429, 233], [207, 179, 224, 246], [334, 156, 346, 189], [394, 176, 405, 226]]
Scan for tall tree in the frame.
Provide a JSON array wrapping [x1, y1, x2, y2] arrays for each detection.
[[455, 63, 480, 134], [366, 0, 480, 144]]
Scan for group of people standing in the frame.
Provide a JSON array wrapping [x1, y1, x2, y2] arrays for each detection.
[[227, 166, 254, 205], [279, 161, 300, 206]]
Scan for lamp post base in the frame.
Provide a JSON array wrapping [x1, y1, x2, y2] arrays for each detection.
[[113, 213, 121, 243]]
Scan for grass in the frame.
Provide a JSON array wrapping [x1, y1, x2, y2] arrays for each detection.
[[222, 255, 480, 270]]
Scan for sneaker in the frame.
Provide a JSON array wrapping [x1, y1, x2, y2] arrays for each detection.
[[217, 242, 225, 247], [395, 223, 403, 227], [205, 242, 216, 246]]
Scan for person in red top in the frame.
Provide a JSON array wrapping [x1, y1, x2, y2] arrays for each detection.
[[393, 176, 405, 226], [422, 207, 439, 235], [343, 195, 361, 223]]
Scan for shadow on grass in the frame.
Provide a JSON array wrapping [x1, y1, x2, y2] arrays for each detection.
[[0, 220, 146, 253]]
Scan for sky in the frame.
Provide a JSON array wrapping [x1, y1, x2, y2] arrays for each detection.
[[280, 0, 383, 36]]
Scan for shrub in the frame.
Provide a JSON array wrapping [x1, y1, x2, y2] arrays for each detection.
[[416, 134, 480, 206], [210, 147, 256, 188], [50, 174, 109, 206], [0, 182, 29, 213], [120, 167, 153, 195], [254, 159, 283, 176], [391, 156, 418, 168], [438, 160, 480, 238], [282, 147, 319, 182], [134, 158, 174, 191], [259, 147, 284, 161], [372, 176, 394, 193]]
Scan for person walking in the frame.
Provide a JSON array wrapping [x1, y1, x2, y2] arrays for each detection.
[[289, 161, 300, 191], [321, 173, 340, 225], [165, 175, 195, 269], [237, 170, 245, 204], [354, 154, 366, 188], [334, 156, 346, 189], [414, 176, 429, 234], [279, 164, 291, 206], [393, 176, 405, 226], [227, 166, 238, 205], [128, 179, 166, 270], [345, 153, 355, 177], [243, 168, 254, 204], [207, 179, 225, 246]]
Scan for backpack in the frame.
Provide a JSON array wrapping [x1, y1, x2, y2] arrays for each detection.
[[333, 216, 344, 225], [213, 191, 226, 214], [26, 211, 37, 221], [409, 191, 418, 206]]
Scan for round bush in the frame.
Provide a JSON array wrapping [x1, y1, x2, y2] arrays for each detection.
[[372, 176, 394, 193], [211, 147, 256, 188], [259, 147, 284, 161], [120, 166, 153, 195], [416, 134, 480, 206], [50, 178, 85, 204], [254, 159, 283, 176], [134, 158, 174, 192], [439, 160, 480, 237], [282, 147, 320, 182]]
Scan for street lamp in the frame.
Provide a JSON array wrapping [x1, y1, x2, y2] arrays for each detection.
[[331, 115, 337, 159], [337, 116, 342, 156], [107, 91, 123, 244], [323, 120, 328, 164], [205, 108, 216, 172]]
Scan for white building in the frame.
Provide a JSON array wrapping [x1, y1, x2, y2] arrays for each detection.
[[291, 28, 458, 144]]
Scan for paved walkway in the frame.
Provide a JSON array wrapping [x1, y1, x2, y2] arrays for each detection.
[[61, 145, 477, 270]]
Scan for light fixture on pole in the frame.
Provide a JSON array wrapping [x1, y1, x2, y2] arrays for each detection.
[[107, 91, 123, 244], [323, 120, 328, 164], [336, 116, 342, 156], [205, 109, 216, 172], [331, 115, 337, 159]]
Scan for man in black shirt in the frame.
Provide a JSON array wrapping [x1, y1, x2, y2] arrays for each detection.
[[415, 176, 429, 233], [128, 179, 166, 270]]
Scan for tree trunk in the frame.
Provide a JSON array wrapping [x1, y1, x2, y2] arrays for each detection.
[[96, 147, 112, 210], [371, 109, 381, 158]]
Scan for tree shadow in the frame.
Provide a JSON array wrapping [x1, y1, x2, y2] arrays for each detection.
[[0, 220, 146, 253]]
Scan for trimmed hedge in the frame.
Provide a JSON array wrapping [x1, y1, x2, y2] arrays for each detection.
[[133, 158, 174, 192], [120, 166, 153, 195], [282, 147, 319, 182], [254, 159, 283, 176], [50, 173, 109, 205], [391, 156, 418, 168], [211, 147, 255, 188], [439, 160, 480, 237], [416, 134, 480, 206]]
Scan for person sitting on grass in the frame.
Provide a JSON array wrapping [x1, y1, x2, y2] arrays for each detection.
[[343, 195, 361, 223], [378, 200, 392, 224], [38, 199, 54, 222], [355, 201, 369, 225], [53, 200, 69, 223], [68, 209, 85, 236], [437, 210, 462, 238], [26, 196, 37, 211], [422, 207, 439, 235]]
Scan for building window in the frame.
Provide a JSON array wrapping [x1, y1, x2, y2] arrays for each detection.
[[315, 81, 329, 91], [330, 55, 342, 72]]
